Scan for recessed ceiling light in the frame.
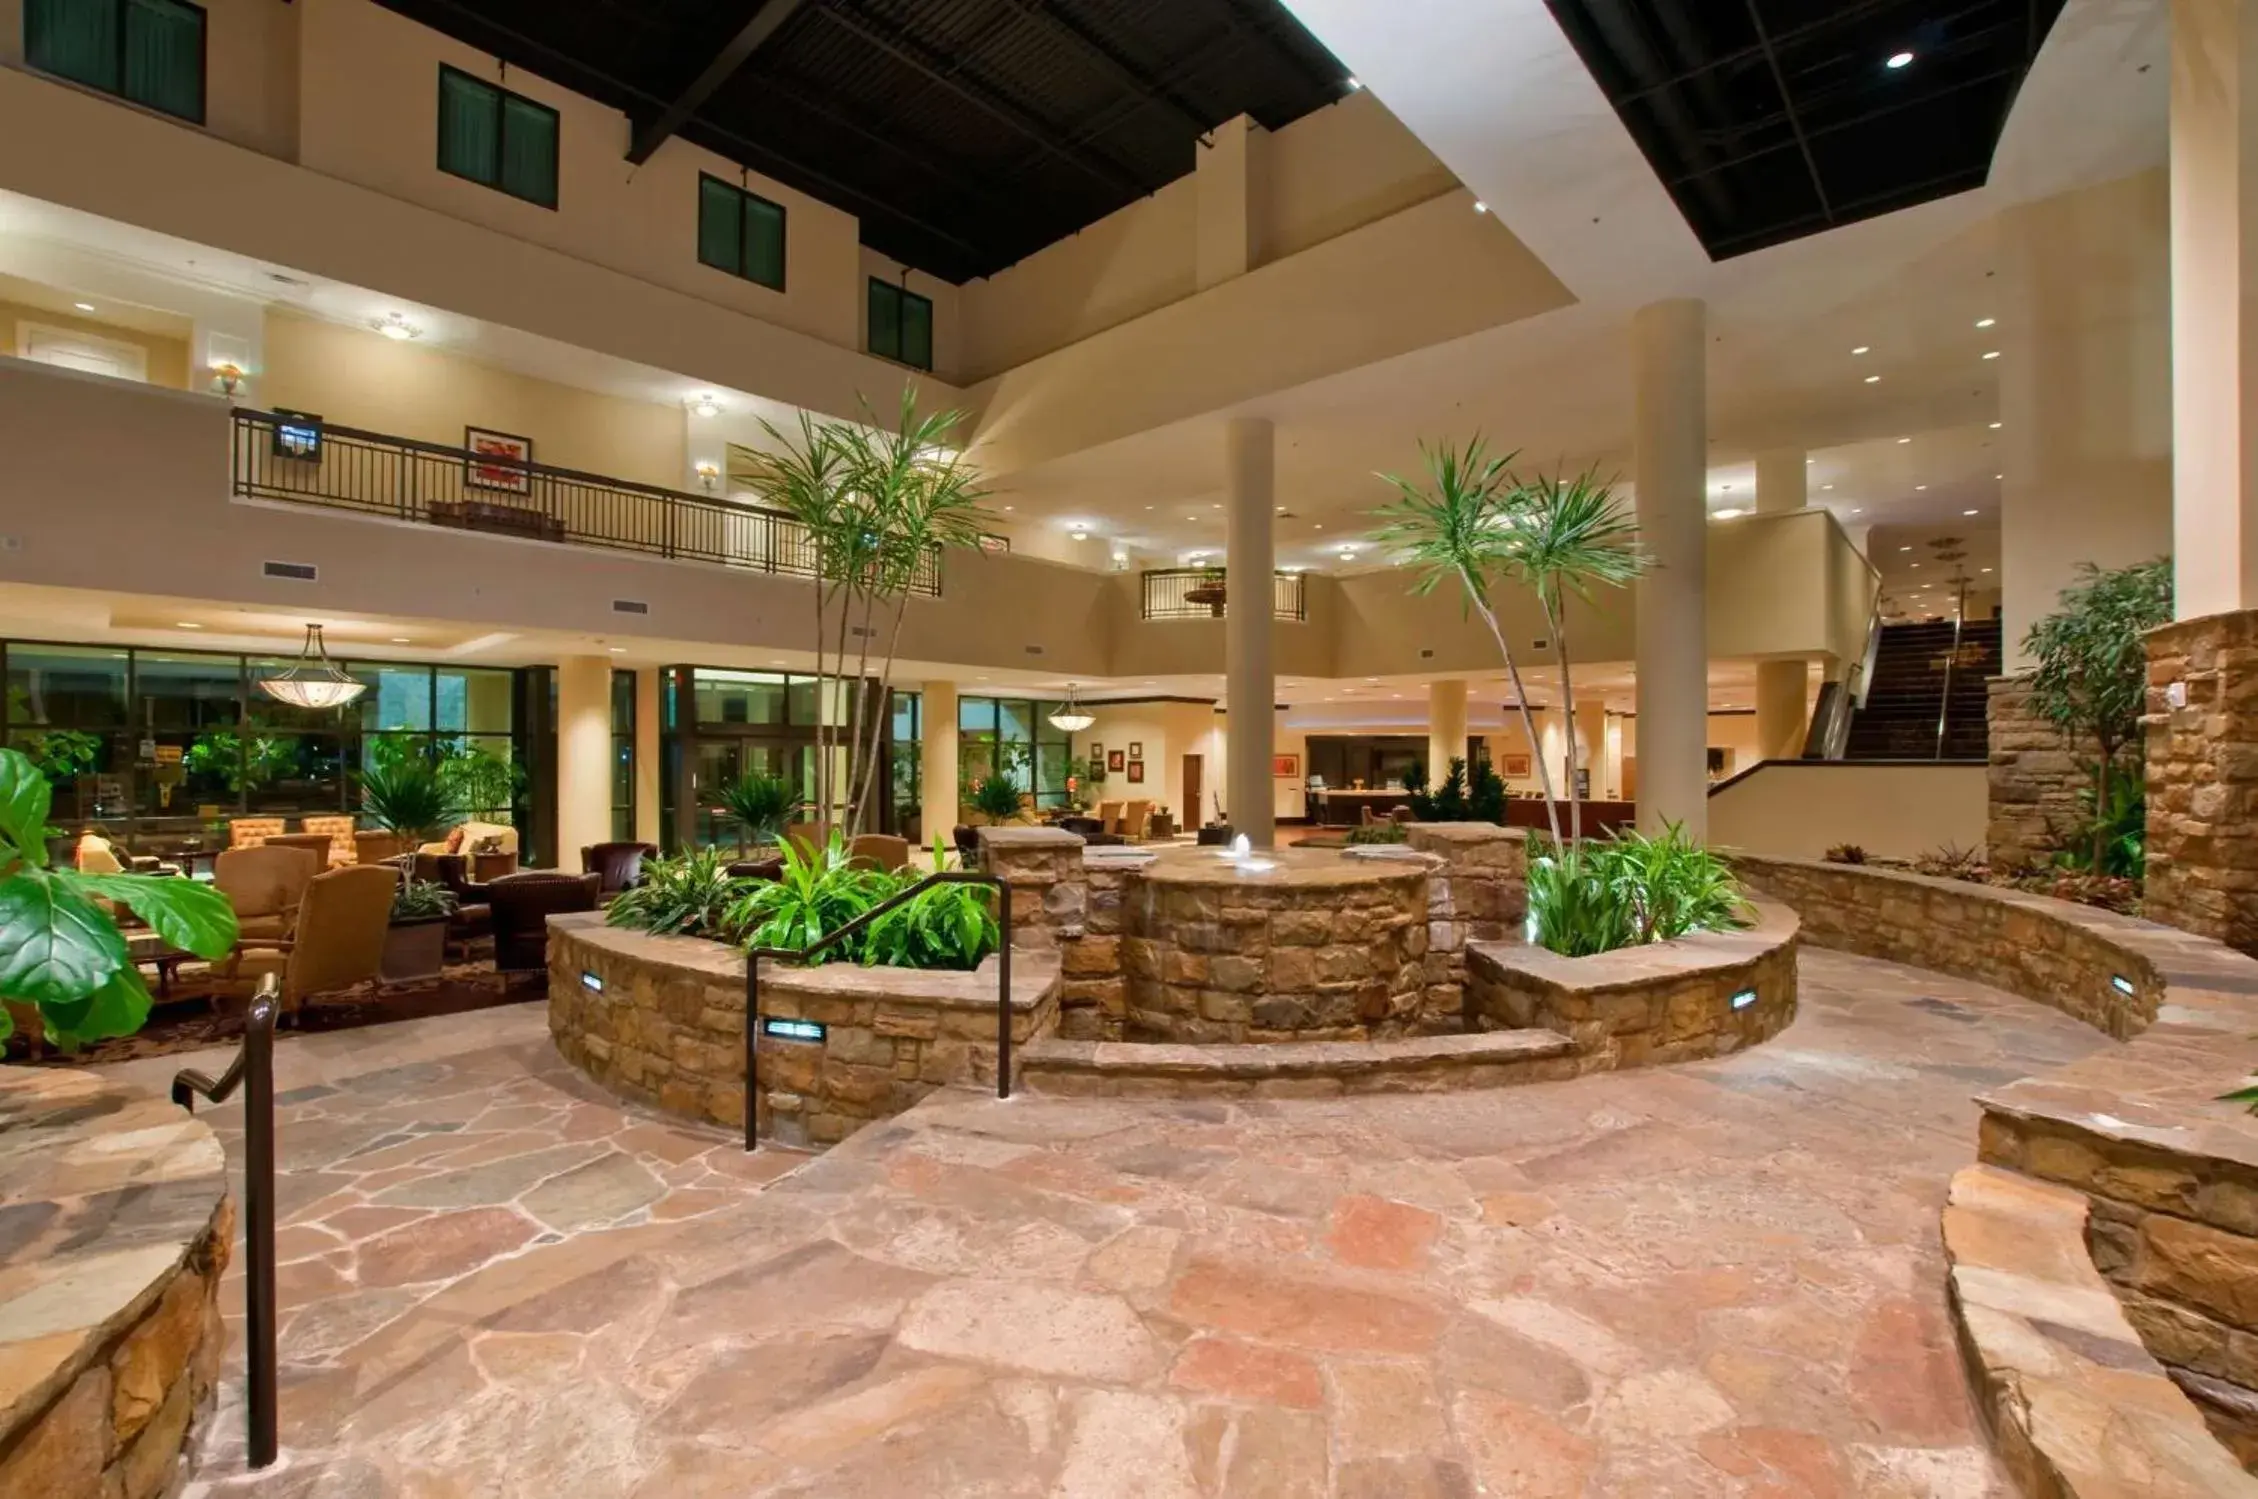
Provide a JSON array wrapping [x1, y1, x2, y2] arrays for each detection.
[[1865, 375, 1881, 384], [1982, 567, 1994, 574], [1897, 436, 1911, 444], [1915, 484, 1927, 491], [1982, 350, 2001, 361], [176, 622, 203, 629], [1911, 563, 1921, 569], [1963, 509, 1979, 516], [1002, 505, 1014, 511], [374, 312, 421, 341], [1346, 76, 1363, 91], [1976, 317, 1996, 329], [1713, 507, 1747, 520], [390, 636, 412, 644], [1886, 50, 1914, 69], [608, 647, 625, 654], [73, 301, 94, 312], [1822, 483, 1835, 490], [688, 392, 721, 417], [1989, 421, 2003, 430], [1995, 473, 2004, 480], [1849, 507, 1863, 514], [1852, 346, 1870, 355], [1899, 545, 1913, 552]]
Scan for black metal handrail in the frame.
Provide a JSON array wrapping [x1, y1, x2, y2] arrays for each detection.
[[1140, 567, 1306, 622], [229, 409, 941, 596], [741, 870, 1014, 1152], [172, 974, 279, 1471]]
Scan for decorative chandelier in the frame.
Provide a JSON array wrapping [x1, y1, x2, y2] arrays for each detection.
[[257, 624, 367, 710], [1047, 683, 1095, 734]]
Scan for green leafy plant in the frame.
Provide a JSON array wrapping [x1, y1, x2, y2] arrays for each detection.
[[2052, 770, 2145, 880], [969, 771, 1023, 826], [1524, 843, 1635, 958], [0, 747, 236, 1047], [718, 771, 795, 853], [1410, 757, 1471, 822], [1470, 759, 1507, 826], [728, 831, 889, 960], [1345, 821, 1408, 846], [2022, 558, 2172, 874], [357, 757, 463, 844], [1523, 822, 1748, 957], [435, 739, 524, 819], [19, 726, 102, 788], [606, 847, 747, 940], [183, 730, 297, 793], [391, 878, 457, 922], [1913, 842, 1987, 882], [1824, 843, 1869, 865], [860, 838, 998, 971]]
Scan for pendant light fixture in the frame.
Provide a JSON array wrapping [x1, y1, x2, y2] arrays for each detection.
[[257, 624, 367, 710], [1047, 683, 1095, 734]]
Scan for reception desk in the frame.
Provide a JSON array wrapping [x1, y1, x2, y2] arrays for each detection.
[[1311, 788, 1413, 826]]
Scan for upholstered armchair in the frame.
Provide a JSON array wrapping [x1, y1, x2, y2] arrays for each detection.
[[847, 834, 909, 873], [263, 832, 337, 865], [413, 853, 493, 946], [227, 817, 284, 850], [217, 864, 398, 1019], [581, 841, 657, 897], [486, 871, 600, 972], [214, 844, 322, 945], [298, 814, 357, 866]]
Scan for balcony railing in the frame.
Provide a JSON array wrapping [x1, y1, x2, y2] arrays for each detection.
[[1141, 568, 1306, 622], [229, 409, 941, 596]]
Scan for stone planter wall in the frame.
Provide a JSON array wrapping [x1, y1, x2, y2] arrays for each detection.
[[548, 913, 1060, 1148], [0, 1068, 231, 1499], [1986, 674, 2094, 870], [1464, 901, 1799, 1070], [1400, 824, 1528, 1013], [1735, 852, 2258, 1476], [2145, 609, 2258, 956]]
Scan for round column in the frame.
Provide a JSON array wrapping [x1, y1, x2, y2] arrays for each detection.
[[1632, 300, 1710, 837], [1428, 680, 1469, 786], [920, 680, 960, 842], [1226, 418, 1276, 847], [556, 656, 614, 867]]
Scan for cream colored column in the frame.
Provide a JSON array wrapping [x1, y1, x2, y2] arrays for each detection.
[[1633, 299, 1710, 838], [1226, 418, 1276, 847], [632, 669, 660, 847], [1752, 447, 1812, 761], [1428, 679, 1468, 785], [1574, 700, 1607, 798], [556, 657, 613, 869], [2172, 0, 2258, 619], [1754, 449, 1806, 514], [920, 680, 959, 840], [1196, 115, 1265, 290]]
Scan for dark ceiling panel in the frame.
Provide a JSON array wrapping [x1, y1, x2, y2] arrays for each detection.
[[1543, 0, 2069, 259], [369, 0, 1350, 282]]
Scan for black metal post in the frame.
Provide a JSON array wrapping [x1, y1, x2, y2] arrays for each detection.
[[743, 953, 761, 1153], [171, 976, 279, 1470], [997, 880, 1013, 1099]]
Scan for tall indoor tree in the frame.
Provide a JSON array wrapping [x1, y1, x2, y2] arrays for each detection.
[[1374, 438, 1564, 848], [1494, 466, 1647, 848], [2022, 557, 2173, 873]]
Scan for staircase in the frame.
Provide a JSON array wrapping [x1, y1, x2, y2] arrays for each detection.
[[1845, 618, 2002, 761]]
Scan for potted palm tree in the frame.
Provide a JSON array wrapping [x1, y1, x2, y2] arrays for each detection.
[[380, 877, 457, 982], [358, 757, 462, 859], [718, 771, 793, 856]]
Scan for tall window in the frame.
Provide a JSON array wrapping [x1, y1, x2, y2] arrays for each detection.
[[957, 696, 1072, 810], [610, 669, 636, 842], [697, 175, 786, 291], [26, 0, 205, 124], [868, 278, 933, 371], [437, 65, 559, 209]]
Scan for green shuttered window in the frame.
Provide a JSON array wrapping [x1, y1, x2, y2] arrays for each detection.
[[868, 278, 933, 372], [696, 175, 786, 291], [27, 0, 205, 124], [436, 65, 558, 209]]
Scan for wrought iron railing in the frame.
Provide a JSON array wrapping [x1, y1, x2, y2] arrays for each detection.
[[1140, 568, 1306, 621], [230, 409, 941, 596], [172, 974, 279, 1470], [742, 870, 1014, 1151]]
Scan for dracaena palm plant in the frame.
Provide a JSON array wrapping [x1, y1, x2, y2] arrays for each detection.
[[1374, 437, 1564, 847], [1493, 466, 1647, 848]]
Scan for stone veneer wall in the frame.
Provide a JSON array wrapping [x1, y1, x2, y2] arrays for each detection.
[[1464, 901, 1799, 1069], [1987, 674, 2099, 868], [1736, 852, 2258, 1473], [2145, 610, 2258, 955], [1400, 824, 1528, 1013], [0, 1068, 231, 1499], [548, 913, 1060, 1148]]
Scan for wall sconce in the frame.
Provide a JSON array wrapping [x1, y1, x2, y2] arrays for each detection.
[[372, 312, 421, 341], [694, 460, 720, 493], [209, 362, 244, 397]]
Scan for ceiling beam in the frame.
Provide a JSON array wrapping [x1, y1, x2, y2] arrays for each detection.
[[987, 0, 1213, 136], [627, 0, 810, 166]]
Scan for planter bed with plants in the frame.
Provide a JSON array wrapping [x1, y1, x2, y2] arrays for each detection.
[[548, 836, 1059, 1147]]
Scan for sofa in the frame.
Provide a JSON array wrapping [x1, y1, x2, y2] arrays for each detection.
[[416, 821, 522, 860]]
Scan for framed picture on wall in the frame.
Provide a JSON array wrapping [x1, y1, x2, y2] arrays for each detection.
[[1088, 743, 1103, 761], [1108, 750, 1125, 772], [1127, 741, 1143, 757], [1501, 753, 1532, 779], [1272, 753, 1299, 778], [1088, 755, 1106, 781], [1126, 760, 1145, 784], [465, 426, 534, 494]]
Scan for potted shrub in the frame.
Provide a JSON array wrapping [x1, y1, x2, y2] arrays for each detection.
[[718, 771, 794, 856], [968, 771, 1023, 826], [381, 878, 456, 982], [358, 757, 463, 863]]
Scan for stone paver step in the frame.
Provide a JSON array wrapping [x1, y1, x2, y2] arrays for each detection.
[[1019, 1027, 1578, 1098]]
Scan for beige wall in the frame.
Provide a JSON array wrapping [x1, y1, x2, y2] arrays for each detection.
[[1259, 94, 1458, 264], [0, 298, 191, 389], [1072, 700, 1219, 827], [859, 248, 962, 387], [260, 312, 686, 490], [1708, 762, 1989, 861]]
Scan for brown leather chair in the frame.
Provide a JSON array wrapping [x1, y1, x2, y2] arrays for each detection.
[[782, 821, 833, 860], [726, 857, 783, 881], [582, 841, 657, 896], [263, 831, 335, 864], [213, 844, 322, 945], [846, 834, 909, 873], [219, 863, 399, 1019], [487, 871, 600, 972], [414, 853, 493, 945]]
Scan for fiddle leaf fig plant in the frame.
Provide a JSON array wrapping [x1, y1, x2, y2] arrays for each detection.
[[0, 747, 237, 1048]]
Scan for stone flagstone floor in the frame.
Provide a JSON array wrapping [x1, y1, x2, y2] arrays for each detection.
[[147, 949, 2111, 1497]]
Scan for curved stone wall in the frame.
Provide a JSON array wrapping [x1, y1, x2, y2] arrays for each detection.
[[1735, 853, 2258, 1482], [1466, 900, 1800, 1069], [0, 1068, 230, 1499], [548, 913, 1060, 1147]]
